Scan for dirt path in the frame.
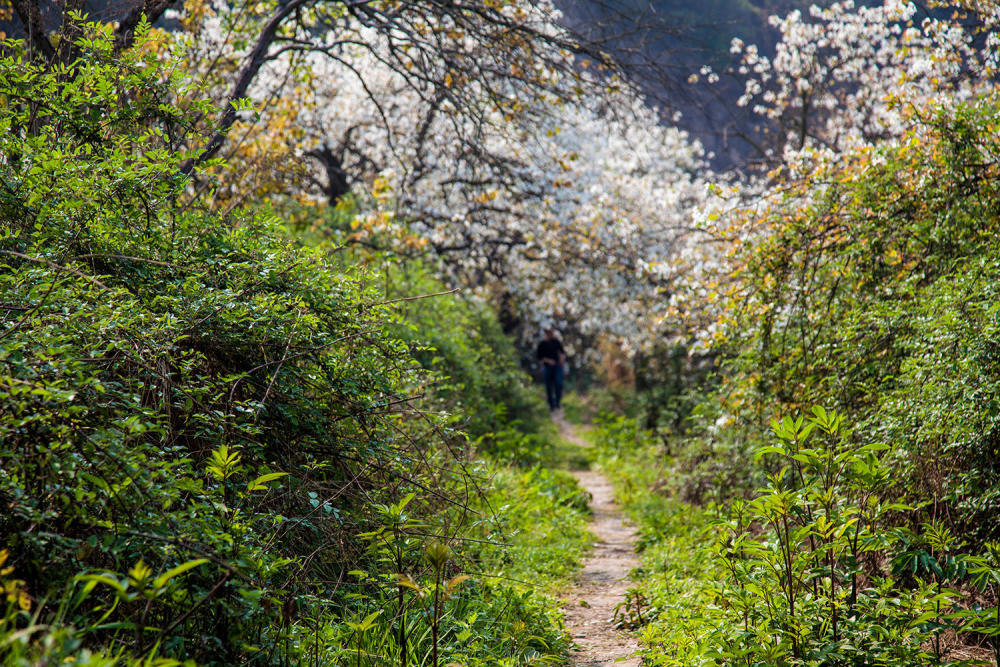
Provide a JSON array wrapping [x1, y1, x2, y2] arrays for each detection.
[[559, 421, 641, 667]]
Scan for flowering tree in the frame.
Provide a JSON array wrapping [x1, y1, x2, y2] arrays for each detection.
[[652, 0, 1000, 356], [730, 0, 998, 170], [663, 0, 1000, 395], [154, 0, 720, 357], [327, 71, 718, 353]]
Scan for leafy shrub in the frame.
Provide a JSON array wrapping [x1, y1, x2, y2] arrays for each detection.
[[714, 98, 1000, 541], [612, 88, 1000, 667], [594, 409, 1000, 666], [0, 26, 581, 665]]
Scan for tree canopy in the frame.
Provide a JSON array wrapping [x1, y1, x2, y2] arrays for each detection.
[[5, 0, 1000, 665]]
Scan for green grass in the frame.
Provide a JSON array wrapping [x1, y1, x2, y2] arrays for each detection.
[[588, 415, 726, 666], [477, 464, 591, 588]]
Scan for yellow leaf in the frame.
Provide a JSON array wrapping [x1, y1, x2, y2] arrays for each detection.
[[396, 573, 422, 592]]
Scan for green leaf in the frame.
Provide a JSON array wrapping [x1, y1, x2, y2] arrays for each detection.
[[753, 445, 786, 461], [246, 472, 289, 492], [152, 558, 209, 590], [349, 609, 383, 632], [77, 573, 128, 596]]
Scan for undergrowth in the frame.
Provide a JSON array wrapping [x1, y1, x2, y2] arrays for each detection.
[[592, 413, 1000, 666], [0, 27, 587, 666], [588, 416, 722, 666]]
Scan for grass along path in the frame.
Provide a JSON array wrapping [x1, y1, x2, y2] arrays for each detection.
[[557, 419, 641, 667]]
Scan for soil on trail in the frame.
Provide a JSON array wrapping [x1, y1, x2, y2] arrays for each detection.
[[558, 420, 641, 667]]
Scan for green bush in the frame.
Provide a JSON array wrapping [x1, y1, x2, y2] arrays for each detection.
[[613, 92, 1000, 667], [714, 99, 1000, 540], [593, 409, 1000, 666], [0, 26, 581, 666], [277, 196, 548, 445]]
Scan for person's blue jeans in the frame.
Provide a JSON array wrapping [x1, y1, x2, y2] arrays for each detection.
[[543, 364, 563, 410]]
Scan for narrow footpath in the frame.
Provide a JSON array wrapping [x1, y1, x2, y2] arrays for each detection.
[[558, 421, 641, 667]]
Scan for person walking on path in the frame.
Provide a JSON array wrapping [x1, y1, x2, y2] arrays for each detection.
[[537, 328, 567, 412]]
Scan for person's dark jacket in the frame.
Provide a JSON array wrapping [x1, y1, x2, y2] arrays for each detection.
[[537, 338, 564, 364]]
